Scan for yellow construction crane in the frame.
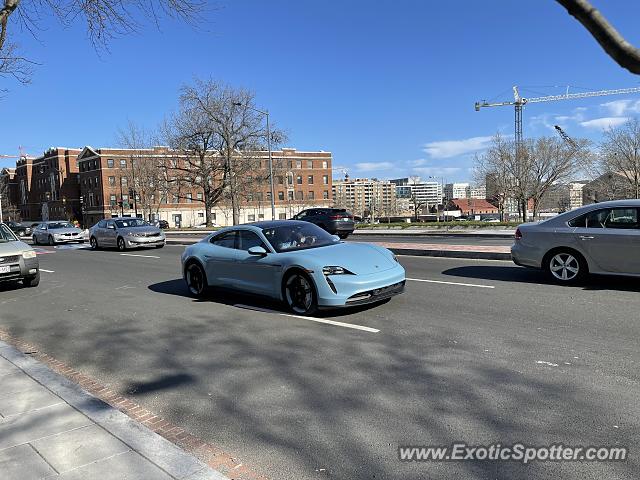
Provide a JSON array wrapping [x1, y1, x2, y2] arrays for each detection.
[[475, 85, 640, 146]]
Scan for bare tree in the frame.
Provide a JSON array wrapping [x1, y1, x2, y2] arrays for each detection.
[[557, 0, 640, 74], [179, 79, 286, 225], [116, 121, 167, 221], [407, 176, 427, 222], [475, 135, 515, 221], [1, 0, 204, 87], [600, 118, 640, 199], [526, 136, 585, 219]]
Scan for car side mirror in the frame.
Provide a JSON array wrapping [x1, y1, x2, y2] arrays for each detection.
[[331, 235, 340, 242], [248, 246, 267, 256]]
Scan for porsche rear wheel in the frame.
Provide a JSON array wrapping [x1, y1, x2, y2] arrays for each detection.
[[283, 271, 318, 316]]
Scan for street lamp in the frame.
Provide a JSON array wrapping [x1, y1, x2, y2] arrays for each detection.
[[233, 102, 276, 221]]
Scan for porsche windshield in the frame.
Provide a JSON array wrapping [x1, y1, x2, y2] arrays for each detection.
[[262, 224, 339, 253]]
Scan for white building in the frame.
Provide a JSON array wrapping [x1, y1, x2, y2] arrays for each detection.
[[568, 182, 587, 210], [332, 178, 397, 218], [390, 177, 443, 206], [444, 182, 486, 200]]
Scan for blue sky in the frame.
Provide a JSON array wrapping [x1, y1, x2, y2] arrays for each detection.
[[2, 0, 640, 182]]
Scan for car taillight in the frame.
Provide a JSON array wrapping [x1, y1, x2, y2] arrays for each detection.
[[329, 215, 340, 220], [515, 228, 522, 240]]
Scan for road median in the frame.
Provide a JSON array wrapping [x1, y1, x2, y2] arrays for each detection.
[[165, 238, 512, 261]]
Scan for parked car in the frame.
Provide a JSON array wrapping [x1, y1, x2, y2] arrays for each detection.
[[181, 220, 405, 315], [152, 219, 170, 229], [89, 217, 165, 251], [32, 221, 84, 245], [5, 221, 32, 237], [511, 200, 640, 284], [0, 222, 40, 287], [292, 208, 355, 239], [195, 222, 219, 229]]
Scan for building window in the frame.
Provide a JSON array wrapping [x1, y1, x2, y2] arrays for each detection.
[[279, 213, 287, 220], [94, 177, 99, 186], [295, 191, 303, 200], [121, 177, 127, 186], [110, 194, 117, 206], [197, 192, 203, 201], [277, 176, 284, 185], [323, 175, 329, 185], [258, 213, 264, 219], [107, 159, 114, 168], [287, 173, 293, 185], [266, 191, 272, 200], [247, 214, 256, 222], [198, 212, 204, 218], [288, 191, 294, 201], [307, 175, 314, 185], [296, 175, 303, 185], [108, 176, 115, 186], [150, 194, 155, 203], [323, 190, 329, 199], [278, 191, 284, 200], [120, 160, 127, 168], [307, 191, 315, 200], [186, 193, 192, 203], [172, 195, 178, 204], [307, 160, 313, 168], [256, 192, 264, 201], [322, 161, 328, 168], [296, 160, 302, 169]]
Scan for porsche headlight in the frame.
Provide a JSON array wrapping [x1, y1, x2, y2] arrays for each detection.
[[22, 250, 37, 259], [322, 266, 353, 275]]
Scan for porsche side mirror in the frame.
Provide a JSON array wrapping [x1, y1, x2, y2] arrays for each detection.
[[248, 246, 267, 256], [331, 235, 340, 241]]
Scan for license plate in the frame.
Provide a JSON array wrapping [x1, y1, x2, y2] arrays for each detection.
[[0, 266, 10, 274]]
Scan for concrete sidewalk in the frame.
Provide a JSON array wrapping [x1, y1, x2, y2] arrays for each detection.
[[0, 340, 228, 480]]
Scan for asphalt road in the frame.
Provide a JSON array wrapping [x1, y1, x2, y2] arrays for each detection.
[[0, 244, 638, 480]]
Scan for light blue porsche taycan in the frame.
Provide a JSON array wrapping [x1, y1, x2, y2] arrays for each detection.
[[180, 220, 405, 315]]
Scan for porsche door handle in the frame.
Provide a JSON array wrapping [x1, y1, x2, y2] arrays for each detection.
[[579, 235, 595, 240]]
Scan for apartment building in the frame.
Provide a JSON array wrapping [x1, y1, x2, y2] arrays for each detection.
[[77, 146, 333, 227], [444, 183, 487, 201], [13, 148, 82, 221], [391, 177, 443, 207], [332, 178, 397, 218]]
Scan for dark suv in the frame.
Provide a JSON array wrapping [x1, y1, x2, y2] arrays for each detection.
[[5, 221, 32, 237], [292, 208, 355, 239]]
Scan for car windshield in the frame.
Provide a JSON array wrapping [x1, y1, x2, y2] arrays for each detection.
[[0, 224, 18, 243], [262, 223, 340, 253], [48, 222, 75, 229], [115, 219, 149, 228]]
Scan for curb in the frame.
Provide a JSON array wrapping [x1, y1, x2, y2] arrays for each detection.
[[387, 247, 511, 261], [165, 239, 512, 260], [0, 339, 230, 480], [352, 231, 515, 239]]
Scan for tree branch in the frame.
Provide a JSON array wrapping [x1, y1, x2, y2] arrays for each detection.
[[556, 0, 640, 74]]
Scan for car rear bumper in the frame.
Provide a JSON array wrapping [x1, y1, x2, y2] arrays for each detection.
[[511, 242, 542, 269], [0, 256, 39, 282]]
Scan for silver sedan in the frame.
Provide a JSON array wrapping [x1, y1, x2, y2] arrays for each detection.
[[511, 199, 640, 283], [89, 217, 165, 251], [32, 221, 84, 245]]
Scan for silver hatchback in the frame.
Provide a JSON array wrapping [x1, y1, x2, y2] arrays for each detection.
[[512, 199, 640, 283]]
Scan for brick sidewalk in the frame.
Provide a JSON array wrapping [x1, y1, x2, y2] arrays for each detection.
[[0, 339, 233, 480]]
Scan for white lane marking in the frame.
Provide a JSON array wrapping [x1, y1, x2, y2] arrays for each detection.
[[119, 253, 160, 259], [405, 278, 495, 289], [536, 360, 559, 367], [233, 304, 380, 333], [39, 269, 55, 273]]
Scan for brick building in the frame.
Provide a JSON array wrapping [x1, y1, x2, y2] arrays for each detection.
[[0, 167, 19, 220], [77, 146, 333, 227], [12, 148, 82, 222], [447, 198, 499, 215]]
